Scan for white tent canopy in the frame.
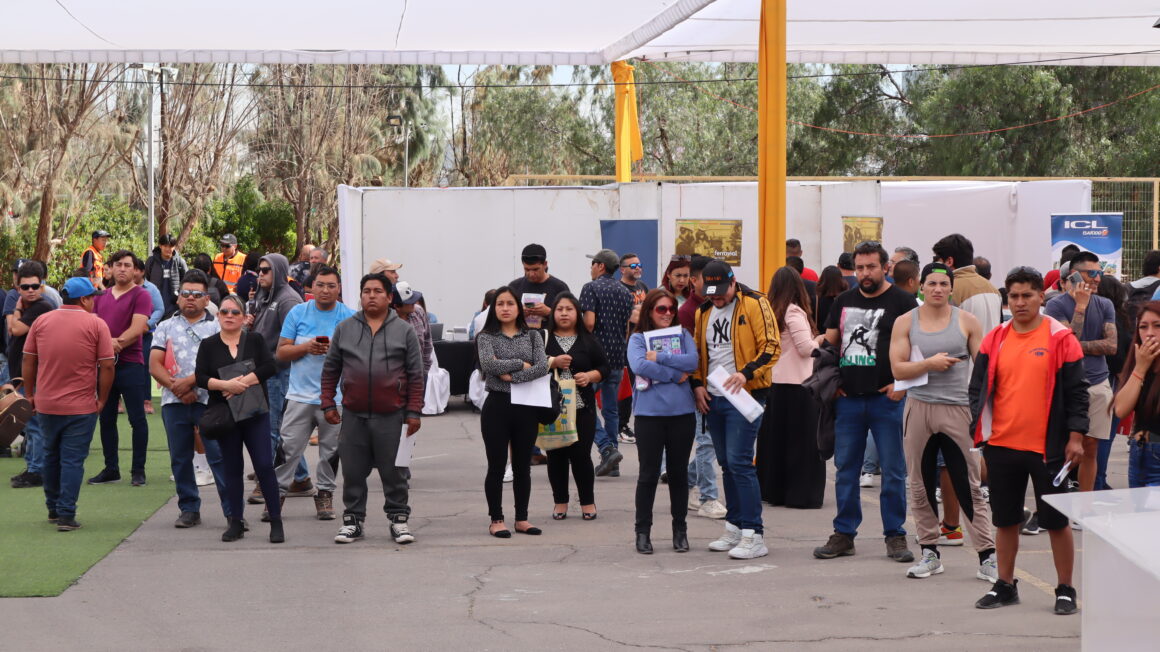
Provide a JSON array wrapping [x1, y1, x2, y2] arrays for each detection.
[[3, 0, 1159, 66]]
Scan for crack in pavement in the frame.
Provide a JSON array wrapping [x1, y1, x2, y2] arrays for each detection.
[[464, 564, 510, 637], [490, 619, 694, 651]]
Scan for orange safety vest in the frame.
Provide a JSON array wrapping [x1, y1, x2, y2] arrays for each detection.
[[213, 251, 246, 291], [83, 245, 105, 289]]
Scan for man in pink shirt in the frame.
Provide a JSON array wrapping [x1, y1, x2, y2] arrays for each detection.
[[23, 277, 115, 531]]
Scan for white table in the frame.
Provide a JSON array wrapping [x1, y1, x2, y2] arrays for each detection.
[[1044, 487, 1160, 651]]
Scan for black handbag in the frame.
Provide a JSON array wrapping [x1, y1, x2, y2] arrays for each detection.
[[198, 402, 234, 441], [535, 373, 564, 425]]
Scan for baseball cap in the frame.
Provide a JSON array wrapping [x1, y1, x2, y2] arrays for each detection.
[[920, 262, 954, 285], [701, 260, 735, 296], [586, 249, 619, 271], [219, 234, 238, 246], [62, 276, 101, 300], [393, 281, 422, 305], [92, 229, 111, 239], [369, 258, 403, 274], [521, 243, 547, 263], [11, 258, 31, 273]]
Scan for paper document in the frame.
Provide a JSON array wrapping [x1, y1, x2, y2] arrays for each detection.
[[510, 373, 552, 408], [645, 325, 684, 355], [707, 367, 764, 423], [395, 425, 416, 467], [892, 345, 928, 391], [522, 293, 547, 328]]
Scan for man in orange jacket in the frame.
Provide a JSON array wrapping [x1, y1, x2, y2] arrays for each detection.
[[212, 234, 246, 293]]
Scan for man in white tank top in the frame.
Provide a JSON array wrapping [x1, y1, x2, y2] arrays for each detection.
[[889, 262, 996, 582]]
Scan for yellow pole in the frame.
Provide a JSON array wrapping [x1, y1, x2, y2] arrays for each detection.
[[612, 61, 643, 183], [757, 0, 786, 286]]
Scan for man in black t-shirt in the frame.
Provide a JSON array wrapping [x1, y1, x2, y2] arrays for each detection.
[[814, 241, 917, 564], [508, 243, 570, 330], [7, 261, 56, 489]]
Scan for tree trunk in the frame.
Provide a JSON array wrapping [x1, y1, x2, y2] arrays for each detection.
[[32, 180, 57, 262]]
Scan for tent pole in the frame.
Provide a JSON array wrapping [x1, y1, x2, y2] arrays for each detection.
[[758, 0, 786, 286]]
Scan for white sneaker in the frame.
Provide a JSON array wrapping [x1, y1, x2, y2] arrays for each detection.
[[708, 522, 742, 551], [698, 499, 728, 519], [728, 529, 769, 559], [617, 431, 636, 444], [906, 549, 944, 578], [1071, 520, 1083, 532], [390, 520, 415, 544], [859, 473, 874, 488], [194, 469, 214, 487], [688, 489, 702, 511], [977, 552, 998, 583], [503, 463, 513, 483]]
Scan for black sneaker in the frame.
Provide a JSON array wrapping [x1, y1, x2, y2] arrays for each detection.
[[57, 517, 82, 532], [609, 463, 620, 478], [174, 511, 201, 528], [1021, 510, 1042, 535], [594, 447, 623, 477], [1054, 584, 1078, 615], [334, 514, 364, 544], [11, 471, 42, 488], [47, 510, 59, 523], [976, 578, 1019, 609], [87, 468, 121, 484], [130, 470, 146, 486]]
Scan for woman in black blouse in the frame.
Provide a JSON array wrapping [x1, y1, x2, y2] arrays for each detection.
[[545, 293, 609, 520], [195, 296, 282, 543]]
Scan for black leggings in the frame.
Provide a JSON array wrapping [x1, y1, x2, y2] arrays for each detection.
[[546, 407, 597, 505], [481, 391, 539, 521], [634, 413, 696, 534], [221, 412, 280, 522]]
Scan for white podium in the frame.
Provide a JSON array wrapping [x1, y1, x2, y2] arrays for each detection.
[[1044, 487, 1160, 651]]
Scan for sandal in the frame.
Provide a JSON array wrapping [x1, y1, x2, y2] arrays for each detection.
[[552, 504, 568, 520], [489, 519, 511, 538]]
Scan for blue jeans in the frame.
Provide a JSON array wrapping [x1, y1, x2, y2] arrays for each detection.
[[40, 412, 99, 517], [98, 362, 150, 472], [266, 367, 308, 482], [687, 412, 718, 502], [593, 368, 623, 453], [833, 394, 907, 538], [1128, 440, 1160, 488], [862, 433, 880, 474], [19, 388, 44, 474], [706, 394, 765, 533], [161, 403, 230, 516]]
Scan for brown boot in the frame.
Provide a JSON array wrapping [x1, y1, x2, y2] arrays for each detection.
[[287, 477, 316, 497], [314, 490, 336, 520], [247, 484, 264, 504]]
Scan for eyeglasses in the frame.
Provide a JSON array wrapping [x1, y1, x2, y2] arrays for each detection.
[[313, 282, 339, 290], [219, 243, 233, 248], [18, 283, 41, 291], [179, 290, 207, 298], [219, 308, 243, 316], [258, 267, 272, 274], [623, 263, 643, 270], [653, 305, 675, 315]]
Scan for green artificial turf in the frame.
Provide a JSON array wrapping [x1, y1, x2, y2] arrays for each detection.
[[0, 405, 177, 597]]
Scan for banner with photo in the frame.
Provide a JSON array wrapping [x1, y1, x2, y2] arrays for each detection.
[[674, 219, 742, 265], [1050, 213, 1123, 279], [842, 216, 883, 253]]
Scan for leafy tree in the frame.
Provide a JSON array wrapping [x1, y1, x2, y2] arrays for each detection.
[[204, 178, 295, 256]]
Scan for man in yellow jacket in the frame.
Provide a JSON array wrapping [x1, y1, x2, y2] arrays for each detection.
[[691, 260, 780, 560]]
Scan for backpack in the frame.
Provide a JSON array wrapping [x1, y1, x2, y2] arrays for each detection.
[[1126, 278, 1160, 323]]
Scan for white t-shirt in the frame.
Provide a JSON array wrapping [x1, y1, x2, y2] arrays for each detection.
[[706, 300, 737, 396]]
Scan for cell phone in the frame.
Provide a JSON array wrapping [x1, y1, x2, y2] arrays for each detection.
[[1068, 271, 1083, 286], [954, 353, 970, 360], [316, 336, 329, 344]]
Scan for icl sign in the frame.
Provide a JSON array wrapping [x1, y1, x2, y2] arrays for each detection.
[[1050, 213, 1123, 279]]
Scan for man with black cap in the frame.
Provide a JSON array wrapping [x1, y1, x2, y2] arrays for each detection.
[[508, 244, 569, 331], [691, 260, 781, 559], [393, 281, 433, 378], [580, 248, 634, 477], [82, 229, 111, 290], [889, 262, 996, 582], [145, 234, 188, 318], [212, 234, 246, 293]]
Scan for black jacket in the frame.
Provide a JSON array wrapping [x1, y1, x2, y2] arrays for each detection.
[[802, 342, 840, 461]]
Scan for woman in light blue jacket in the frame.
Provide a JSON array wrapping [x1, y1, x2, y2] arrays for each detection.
[[627, 288, 699, 554]]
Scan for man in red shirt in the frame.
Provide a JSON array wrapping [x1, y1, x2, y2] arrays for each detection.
[[23, 277, 115, 531], [968, 266, 1087, 614]]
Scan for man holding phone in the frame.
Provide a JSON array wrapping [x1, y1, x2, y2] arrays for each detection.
[[889, 263, 996, 581], [1045, 251, 1116, 495], [508, 243, 569, 331], [273, 265, 355, 520]]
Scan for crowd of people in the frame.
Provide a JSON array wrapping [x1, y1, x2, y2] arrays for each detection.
[[7, 226, 1160, 617]]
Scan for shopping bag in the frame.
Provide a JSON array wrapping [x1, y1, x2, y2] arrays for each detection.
[[423, 349, 450, 415], [536, 371, 578, 450]]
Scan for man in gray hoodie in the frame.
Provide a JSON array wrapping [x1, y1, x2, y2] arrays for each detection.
[[246, 253, 308, 500]]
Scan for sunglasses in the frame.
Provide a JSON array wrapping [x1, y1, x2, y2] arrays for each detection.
[[1080, 269, 1103, 278], [623, 263, 643, 270], [220, 243, 233, 248], [258, 267, 272, 274], [179, 290, 207, 298], [219, 308, 243, 316], [18, 283, 41, 291], [653, 304, 675, 315]]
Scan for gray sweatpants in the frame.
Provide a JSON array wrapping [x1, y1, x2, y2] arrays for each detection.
[[276, 400, 340, 495], [339, 410, 411, 522]]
